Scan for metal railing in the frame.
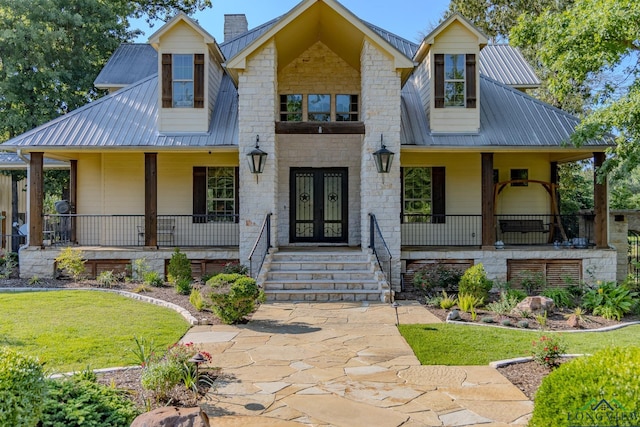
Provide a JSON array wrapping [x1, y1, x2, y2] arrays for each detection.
[[401, 214, 482, 246], [401, 214, 591, 247], [369, 213, 392, 284], [43, 214, 240, 247], [248, 213, 272, 279]]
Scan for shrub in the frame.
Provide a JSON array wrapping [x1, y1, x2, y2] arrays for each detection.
[[167, 248, 192, 284], [413, 264, 463, 296], [439, 291, 456, 310], [143, 271, 164, 287], [501, 319, 512, 327], [54, 247, 86, 281], [174, 277, 192, 296], [481, 316, 495, 323], [517, 320, 529, 328], [189, 288, 207, 311], [486, 292, 521, 315], [208, 273, 265, 324], [28, 276, 42, 286], [0, 249, 17, 279], [0, 347, 46, 427], [41, 374, 139, 427], [458, 264, 493, 303], [530, 347, 640, 427], [541, 288, 573, 309], [131, 258, 150, 282], [517, 270, 546, 295], [457, 293, 482, 313], [582, 282, 638, 320], [531, 334, 565, 368], [506, 288, 528, 302], [222, 262, 248, 275], [535, 311, 548, 329], [96, 270, 118, 288], [426, 294, 443, 307]]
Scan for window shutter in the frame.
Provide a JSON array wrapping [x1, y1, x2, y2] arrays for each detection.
[[162, 54, 173, 108], [194, 54, 204, 108], [432, 167, 446, 223], [465, 54, 477, 108], [193, 167, 206, 223], [434, 54, 445, 108]]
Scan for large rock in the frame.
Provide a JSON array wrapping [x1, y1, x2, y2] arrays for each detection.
[[511, 296, 554, 316], [131, 406, 210, 427]]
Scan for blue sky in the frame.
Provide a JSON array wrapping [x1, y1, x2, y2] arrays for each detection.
[[134, 0, 451, 44]]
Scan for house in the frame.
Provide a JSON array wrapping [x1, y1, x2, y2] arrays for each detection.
[[2, 0, 616, 301]]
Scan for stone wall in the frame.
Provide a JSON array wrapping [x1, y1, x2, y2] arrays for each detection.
[[360, 40, 402, 290], [19, 246, 239, 279]]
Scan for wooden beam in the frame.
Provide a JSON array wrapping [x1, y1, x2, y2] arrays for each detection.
[[69, 160, 78, 243], [481, 153, 495, 247], [29, 152, 44, 247], [275, 121, 365, 134], [593, 152, 608, 248], [145, 153, 158, 247]]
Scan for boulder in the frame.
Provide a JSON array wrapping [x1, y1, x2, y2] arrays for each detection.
[[512, 296, 555, 316], [131, 407, 210, 427], [446, 309, 461, 321]]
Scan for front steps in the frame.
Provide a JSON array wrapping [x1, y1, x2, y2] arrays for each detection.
[[258, 248, 391, 302]]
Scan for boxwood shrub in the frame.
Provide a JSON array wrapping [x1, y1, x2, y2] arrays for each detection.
[[0, 347, 46, 427], [208, 273, 264, 324], [530, 346, 640, 427]]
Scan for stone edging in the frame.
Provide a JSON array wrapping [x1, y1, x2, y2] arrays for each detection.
[[489, 354, 586, 368], [446, 319, 640, 333], [49, 365, 141, 379], [0, 287, 198, 325]]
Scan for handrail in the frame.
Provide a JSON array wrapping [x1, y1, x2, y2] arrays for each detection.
[[369, 213, 392, 284], [249, 213, 272, 279]]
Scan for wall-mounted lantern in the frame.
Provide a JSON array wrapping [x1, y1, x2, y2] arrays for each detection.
[[373, 134, 394, 173]]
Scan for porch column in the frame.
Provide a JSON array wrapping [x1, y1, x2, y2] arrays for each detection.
[[481, 153, 495, 247], [144, 153, 157, 247], [28, 152, 44, 247], [69, 160, 77, 243], [593, 152, 608, 248]]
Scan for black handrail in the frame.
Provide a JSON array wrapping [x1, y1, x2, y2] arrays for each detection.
[[369, 213, 392, 284], [249, 213, 272, 279]]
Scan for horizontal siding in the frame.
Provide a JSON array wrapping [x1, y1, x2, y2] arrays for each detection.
[[103, 154, 145, 214], [159, 21, 207, 51], [432, 22, 480, 53], [430, 109, 480, 133], [159, 109, 209, 133]]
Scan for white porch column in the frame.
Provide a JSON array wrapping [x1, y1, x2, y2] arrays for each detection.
[[360, 40, 402, 290], [238, 40, 278, 263]]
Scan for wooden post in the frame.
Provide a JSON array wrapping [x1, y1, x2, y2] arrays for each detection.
[[481, 153, 495, 247], [593, 152, 608, 248], [144, 153, 158, 247], [29, 152, 44, 247], [1, 210, 5, 249], [70, 160, 77, 243]]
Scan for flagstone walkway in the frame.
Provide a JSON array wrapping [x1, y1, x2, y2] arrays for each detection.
[[184, 302, 532, 426]]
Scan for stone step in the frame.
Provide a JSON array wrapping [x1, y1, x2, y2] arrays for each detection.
[[267, 270, 375, 281], [264, 289, 382, 302], [271, 252, 370, 262], [268, 260, 372, 271], [263, 279, 380, 291]]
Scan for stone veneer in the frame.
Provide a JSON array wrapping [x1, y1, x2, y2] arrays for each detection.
[[238, 40, 278, 263], [402, 248, 618, 284], [360, 40, 402, 290], [19, 246, 239, 279]]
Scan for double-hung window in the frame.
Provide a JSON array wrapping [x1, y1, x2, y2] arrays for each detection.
[[434, 53, 476, 109], [161, 53, 204, 109], [193, 167, 238, 223], [444, 54, 465, 107], [402, 167, 446, 223], [172, 54, 194, 108]]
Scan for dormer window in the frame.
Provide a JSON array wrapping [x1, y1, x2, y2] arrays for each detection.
[[434, 53, 476, 109], [161, 53, 204, 109]]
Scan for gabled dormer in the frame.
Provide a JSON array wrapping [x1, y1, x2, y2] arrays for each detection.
[[149, 13, 225, 133], [414, 14, 488, 134]]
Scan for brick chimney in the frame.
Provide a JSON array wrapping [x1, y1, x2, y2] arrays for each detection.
[[224, 14, 248, 42]]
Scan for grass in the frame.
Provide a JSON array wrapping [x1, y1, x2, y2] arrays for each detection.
[[0, 290, 190, 373], [399, 323, 640, 365]]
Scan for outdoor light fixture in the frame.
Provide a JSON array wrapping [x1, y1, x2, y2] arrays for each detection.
[[247, 135, 268, 175], [188, 352, 207, 379], [392, 301, 400, 326], [373, 134, 394, 173]]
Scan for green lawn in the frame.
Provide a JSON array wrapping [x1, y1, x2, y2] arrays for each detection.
[[399, 323, 640, 365], [0, 290, 190, 373]]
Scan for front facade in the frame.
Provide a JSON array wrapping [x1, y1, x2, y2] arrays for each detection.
[[3, 0, 616, 299]]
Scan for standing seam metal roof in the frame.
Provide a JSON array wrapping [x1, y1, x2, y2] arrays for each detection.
[[93, 44, 158, 87]]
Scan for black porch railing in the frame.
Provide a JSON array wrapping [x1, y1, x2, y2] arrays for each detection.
[[249, 213, 272, 279], [369, 213, 392, 283], [43, 214, 240, 247], [401, 214, 592, 247]]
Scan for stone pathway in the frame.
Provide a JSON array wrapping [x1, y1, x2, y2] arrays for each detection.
[[183, 302, 532, 426]]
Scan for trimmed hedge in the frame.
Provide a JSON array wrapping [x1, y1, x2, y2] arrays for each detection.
[[530, 346, 640, 427]]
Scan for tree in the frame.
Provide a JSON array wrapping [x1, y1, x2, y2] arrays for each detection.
[[0, 0, 212, 140], [511, 0, 640, 176]]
